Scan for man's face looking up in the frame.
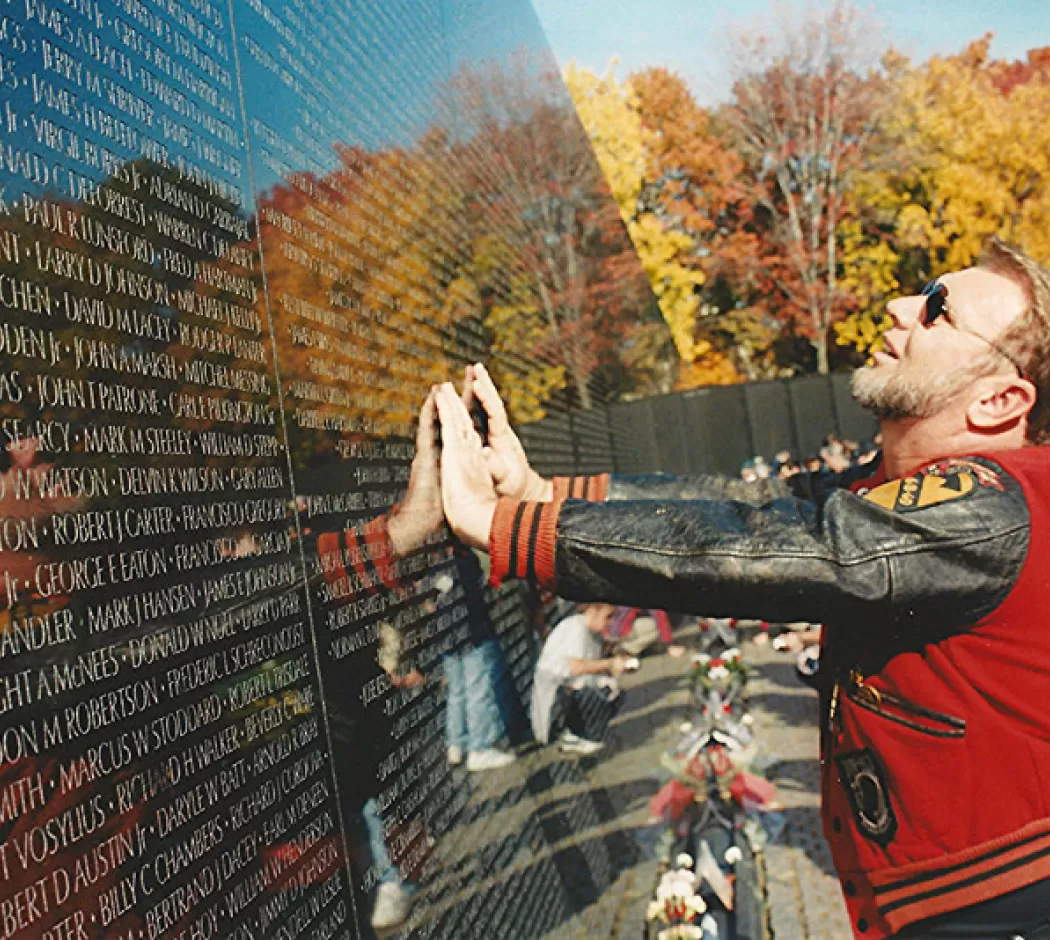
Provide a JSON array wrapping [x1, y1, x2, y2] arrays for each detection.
[[852, 267, 1028, 421]]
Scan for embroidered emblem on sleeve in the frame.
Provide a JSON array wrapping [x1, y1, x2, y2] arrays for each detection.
[[925, 458, 1004, 491], [863, 467, 977, 513], [835, 748, 898, 846]]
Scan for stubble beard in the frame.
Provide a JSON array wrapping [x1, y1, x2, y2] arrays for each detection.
[[851, 363, 977, 421]]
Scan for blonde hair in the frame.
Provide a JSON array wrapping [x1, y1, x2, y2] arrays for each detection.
[[979, 238, 1050, 443]]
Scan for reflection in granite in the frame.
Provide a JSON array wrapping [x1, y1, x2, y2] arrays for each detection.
[[0, 0, 657, 938]]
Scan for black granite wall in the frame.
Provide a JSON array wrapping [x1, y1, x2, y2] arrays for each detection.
[[0, 1, 657, 937]]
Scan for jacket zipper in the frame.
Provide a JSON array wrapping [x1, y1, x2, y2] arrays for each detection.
[[847, 671, 966, 737]]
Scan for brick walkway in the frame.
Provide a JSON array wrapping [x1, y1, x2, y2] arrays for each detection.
[[536, 633, 855, 940], [392, 633, 851, 939], [748, 640, 852, 940], [391, 638, 690, 940], [540, 644, 692, 940]]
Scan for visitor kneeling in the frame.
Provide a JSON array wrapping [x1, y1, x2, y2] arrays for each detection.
[[531, 603, 630, 755]]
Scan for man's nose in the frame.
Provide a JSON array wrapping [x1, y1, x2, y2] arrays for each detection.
[[885, 294, 924, 330]]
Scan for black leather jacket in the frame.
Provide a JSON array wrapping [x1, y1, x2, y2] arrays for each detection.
[[547, 458, 1029, 662]]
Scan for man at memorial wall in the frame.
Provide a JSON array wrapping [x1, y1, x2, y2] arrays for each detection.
[[436, 238, 1050, 939]]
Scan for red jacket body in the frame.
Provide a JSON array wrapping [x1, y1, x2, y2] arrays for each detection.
[[825, 448, 1050, 937], [490, 454, 1045, 937]]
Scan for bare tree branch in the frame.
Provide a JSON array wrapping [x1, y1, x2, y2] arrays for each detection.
[[723, 0, 888, 372]]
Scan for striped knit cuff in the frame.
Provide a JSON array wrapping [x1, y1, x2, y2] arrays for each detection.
[[355, 514, 402, 591], [551, 474, 610, 502], [489, 498, 562, 589], [317, 531, 346, 586]]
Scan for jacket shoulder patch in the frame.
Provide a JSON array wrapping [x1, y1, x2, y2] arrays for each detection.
[[864, 467, 979, 513]]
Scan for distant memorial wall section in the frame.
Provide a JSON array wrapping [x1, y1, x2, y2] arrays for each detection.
[[0, 1, 655, 939], [599, 374, 878, 478]]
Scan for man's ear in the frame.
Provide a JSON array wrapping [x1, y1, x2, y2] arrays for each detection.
[[967, 375, 1037, 432]]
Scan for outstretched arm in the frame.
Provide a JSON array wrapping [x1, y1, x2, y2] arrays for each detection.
[[319, 388, 444, 595], [433, 376, 1028, 632], [387, 387, 444, 556], [519, 462, 1027, 631]]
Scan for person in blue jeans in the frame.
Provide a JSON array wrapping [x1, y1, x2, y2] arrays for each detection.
[[440, 543, 518, 772], [360, 796, 415, 929]]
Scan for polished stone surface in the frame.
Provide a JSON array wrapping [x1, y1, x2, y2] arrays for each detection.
[[0, 0, 654, 936]]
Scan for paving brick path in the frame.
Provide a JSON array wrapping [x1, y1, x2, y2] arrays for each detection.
[[539, 634, 855, 940], [390, 633, 851, 939], [388, 638, 689, 940], [748, 640, 852, 940]]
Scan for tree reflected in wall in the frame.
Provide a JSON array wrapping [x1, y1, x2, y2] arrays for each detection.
[[449, 51, 660, 420]]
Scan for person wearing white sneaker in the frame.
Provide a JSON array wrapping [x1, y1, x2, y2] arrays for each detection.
[[465, 747, 516, 771], [557, 731, 604, 755], [371, 880, 414, 930], [361, 795, 418, 929], [315, 395, 438, 934], [439, 543, 519, 774]]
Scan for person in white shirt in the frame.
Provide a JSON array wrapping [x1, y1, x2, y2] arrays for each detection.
[[531, 602, 631, 754]]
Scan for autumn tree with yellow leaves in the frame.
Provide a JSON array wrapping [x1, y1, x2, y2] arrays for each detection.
[[561, 2, 1050, 383], [565, 64, 747, 389], [833, 38, 1050, 361], [564, 65, 703, 362]]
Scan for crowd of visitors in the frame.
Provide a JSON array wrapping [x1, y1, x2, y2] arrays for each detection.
[[740, 431, 880, 482]]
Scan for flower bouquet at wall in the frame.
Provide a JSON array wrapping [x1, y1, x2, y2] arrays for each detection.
[[657, 720, 757, 804], [647, 733, 777, 940], [646, 853, 719, 940], [689, 648, 748, 718], [644, 636, 783, 940]]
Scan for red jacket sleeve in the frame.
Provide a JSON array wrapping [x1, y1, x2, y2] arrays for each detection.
[[318, 509, 405, 596], [551, 474, 610, 502], [489, 498, 562, 589], [489, 477, 609, 589]]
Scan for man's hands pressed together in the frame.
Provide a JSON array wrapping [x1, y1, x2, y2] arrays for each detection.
[[433, 363, 556, 552], [462, 363, 552, 502], [388, 365, 548, 556], [434, 381, 501, 550]]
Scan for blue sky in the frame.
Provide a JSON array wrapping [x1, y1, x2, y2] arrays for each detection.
[[531, 0, 1050, 105]]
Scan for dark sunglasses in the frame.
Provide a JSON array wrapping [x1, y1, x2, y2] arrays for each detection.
[[919, 278, 1026, 379], [919, 279, 949, 326]]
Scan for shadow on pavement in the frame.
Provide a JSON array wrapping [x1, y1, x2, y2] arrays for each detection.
[[607, 701, 688, 751], [402, 829, 640, 940], [369, 648, 694, 940], [751, 689, 821, 730]]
